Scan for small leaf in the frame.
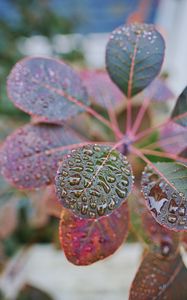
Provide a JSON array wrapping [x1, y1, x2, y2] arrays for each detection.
[[7, 57, 89, 124], [141, 164, 187, 231], [56, 144, 133, 219], [59, 203, 129, 265], [0, 124, 84, 189], [80, 70, 124, 109], [172, 86, 187, 127], [129, 251, 187, 300], [106, 23, 165, 97]]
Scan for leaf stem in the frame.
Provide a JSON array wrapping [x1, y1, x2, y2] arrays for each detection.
[[140, 149, 187, 164], [126, 97, 132, 134], [131, 97, 150, 135]]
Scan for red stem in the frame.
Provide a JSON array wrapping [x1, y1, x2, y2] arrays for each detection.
[[141, 149, 187, 164], [131, 97, 150, 135]]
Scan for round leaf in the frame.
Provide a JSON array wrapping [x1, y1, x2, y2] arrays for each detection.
[[7, 57, 89, 124], [59, 203, 129, 265], [55, 144, 133, 219], [0, 124, 84, 189], [141, 165, 187, 231], [129, 252, 187, 300], [106, 23, 165, 97]]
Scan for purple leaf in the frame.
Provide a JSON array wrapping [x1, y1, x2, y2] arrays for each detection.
[[7, 57, 89, 124], [80, 70, 124, 109], [0, 124, 84, 189]]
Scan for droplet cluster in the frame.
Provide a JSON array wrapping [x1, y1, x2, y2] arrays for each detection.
[[56, 145, 133, 219], [142, 166, 187, 231]]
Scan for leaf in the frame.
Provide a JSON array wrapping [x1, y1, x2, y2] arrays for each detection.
[[80, 70, 124, 109], [144, 78, 174, 102], [59, 202, 129, 265], [129, 251, 187, 300], [172, 86, 187, 127], [160, 122, 187, 154], [142, 208, 179, 256], [55, 144, 133, 219], [153, 162, 187, 198], [16, 284, 53, 300], [7, 57, 89, 124], [0, 123, 84, 189], [106, 23, 165, 97], [141, 164, 187, 231]]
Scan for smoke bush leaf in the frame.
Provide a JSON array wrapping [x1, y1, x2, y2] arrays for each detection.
[[55, 144, 133, 219], [80, 70, 124, 109], [106, 23, 165, 97], [141, 163, 187, 231], [59, 203, 129, 265], [172, 87, 187, 127], [7, 57, 89, 124], [0, 124, 84, 189], [129, 251, 187, 300]]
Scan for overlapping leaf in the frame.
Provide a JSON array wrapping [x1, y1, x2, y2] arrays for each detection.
[[106, 23, 165, 97], [56, 144, 133, 219], [59, 203, 129, 265], [7, 57, 89, 124], [0, 124, 84, 189], [172, 86, 187, 127], [129, 251, 187, 300], [141, 163, 187, 231], [80, 70, 124, 109]]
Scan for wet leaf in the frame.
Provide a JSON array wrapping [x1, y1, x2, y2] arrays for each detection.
[[153, 162, 187, 198], [59, 202, 129, 265], [145, 78, 174, 102], [141, 164, 187, 231], [80, 70, 124, 109], [106, 23, 165, 97], [172, 86, 187, 127], [0, 123, 84, 189], [7, 57, 89, 124], [129, 251, 187, 300], [56, 144, 133, 219]]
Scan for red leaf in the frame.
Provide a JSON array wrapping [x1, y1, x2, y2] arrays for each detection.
[[7, 57, 89, 124], [80, 70, 124, 109], [0, 124, 84, 189], [129, 251, 187, 300], [59, 202, 129, 265]]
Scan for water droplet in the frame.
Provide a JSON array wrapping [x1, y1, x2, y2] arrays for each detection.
[[168, 215, 177, 223], [106, 175, 116, 183], [69, 175, 81, 186], [115, 188, 127, 198], [168, 199, 178, 214], [178, 204, 186, 216], [81, 204, 88, 215]]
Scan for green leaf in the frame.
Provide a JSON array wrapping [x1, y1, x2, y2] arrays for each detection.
[[55, 144, 134, 219], [172, 86, 187, 127], [153, 162, 187, 198], [106, 23, 165, 97]]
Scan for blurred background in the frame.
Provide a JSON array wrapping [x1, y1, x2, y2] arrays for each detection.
[[0, 0, 186, 299]]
